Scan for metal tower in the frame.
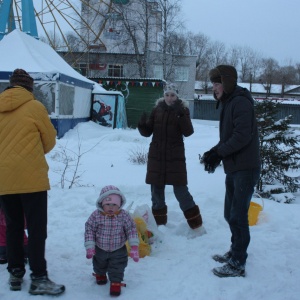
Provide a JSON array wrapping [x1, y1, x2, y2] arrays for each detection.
[[0, 0, 38, 40]]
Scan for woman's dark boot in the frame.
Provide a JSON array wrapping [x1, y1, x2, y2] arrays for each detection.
[[184, 205, 203, 229], [152, 206, 167, 225]]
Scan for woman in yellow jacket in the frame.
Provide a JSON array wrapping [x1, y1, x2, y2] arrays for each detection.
[[0, 69, 65, 295]]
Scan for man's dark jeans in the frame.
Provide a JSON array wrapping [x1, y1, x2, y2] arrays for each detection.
[[224, 168, 260, 266], [1, 192, 48, 277]]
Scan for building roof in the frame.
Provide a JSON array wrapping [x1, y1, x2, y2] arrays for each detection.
[[195, 81, 300, 95]]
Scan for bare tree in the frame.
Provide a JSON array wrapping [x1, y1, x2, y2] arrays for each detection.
[[156, 0, 183, 79], [295, 63, 300, 84], [40, 31, 63, 51], [65, 32, 82, 52], [165, 32, 187, 55], [259, 58, 280, 97], [109, 1, 163, 77], [185, 32, 212, 82], [210, 41, 227, 66], [107, 0, 183, 79], [237, 46, 257, 82], [227, 46, 239, 68]]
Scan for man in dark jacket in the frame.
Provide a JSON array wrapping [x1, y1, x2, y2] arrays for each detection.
[[202, 65, 261, 277], [138, 83, 203, 231]]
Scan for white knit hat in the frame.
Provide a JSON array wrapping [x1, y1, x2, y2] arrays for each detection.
[[164, 83, 178, 96]]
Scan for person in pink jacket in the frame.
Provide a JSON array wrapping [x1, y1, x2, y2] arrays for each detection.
[[0, 201, 28, 264], [85, 185, 139, 297]]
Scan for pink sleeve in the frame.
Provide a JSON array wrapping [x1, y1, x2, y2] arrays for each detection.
[[0, 209, 6, 226]]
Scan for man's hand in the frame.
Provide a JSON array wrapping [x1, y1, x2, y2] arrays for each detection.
[[200, 149, 222, 173], [204, 150, 222, 174]]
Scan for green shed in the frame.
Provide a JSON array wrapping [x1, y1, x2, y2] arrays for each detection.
[[90, 77, 164, 128]]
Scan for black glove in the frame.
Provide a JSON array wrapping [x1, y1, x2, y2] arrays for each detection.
[[171, 101, 184, 117], [200, 149, 214, 164], [204, 150, 222, 174], [138, 111, 148, 127]]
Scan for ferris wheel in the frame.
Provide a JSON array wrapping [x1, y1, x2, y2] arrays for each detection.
[[0, 0, 125, 53]]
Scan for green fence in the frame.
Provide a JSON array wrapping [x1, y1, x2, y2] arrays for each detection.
[[91, 78, 164, 128]]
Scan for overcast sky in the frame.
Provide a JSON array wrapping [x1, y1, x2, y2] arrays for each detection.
[[30, 1, 299, 66], [180, 0, 300, 65]]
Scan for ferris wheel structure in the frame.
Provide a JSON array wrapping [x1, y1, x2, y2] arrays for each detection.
[[0, 0, 122, 53]]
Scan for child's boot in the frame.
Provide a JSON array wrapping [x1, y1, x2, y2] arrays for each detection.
[[152, 205, 167, 225], [93, 273, 107, 285], [110, 282, 126, 296]]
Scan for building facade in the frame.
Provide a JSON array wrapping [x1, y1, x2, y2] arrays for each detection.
[[59, 50, 197, 100]]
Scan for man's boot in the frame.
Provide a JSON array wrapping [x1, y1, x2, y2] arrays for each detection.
[[29, 274, 65, 295], [9, 268, 25, 291]]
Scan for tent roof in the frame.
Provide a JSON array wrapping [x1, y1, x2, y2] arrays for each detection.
[[0, 30, 105, 90]]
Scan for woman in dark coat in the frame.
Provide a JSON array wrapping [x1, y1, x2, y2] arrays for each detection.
[[138, 83, 202, 229]]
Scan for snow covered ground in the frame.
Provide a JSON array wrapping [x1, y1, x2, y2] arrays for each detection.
[[1, 119, 300, 300]]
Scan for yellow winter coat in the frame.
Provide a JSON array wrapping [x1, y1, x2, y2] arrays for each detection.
[[0, 86, 56, 195]]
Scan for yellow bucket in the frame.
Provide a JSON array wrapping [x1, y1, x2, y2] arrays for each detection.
[[248, 196, 264, 226]]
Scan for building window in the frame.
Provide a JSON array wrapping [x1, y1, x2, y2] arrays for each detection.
[[78, 63, 87, 76], [108, 64, 124, 77], [175, 66, 189, 81], [154, 65, 163, 79]]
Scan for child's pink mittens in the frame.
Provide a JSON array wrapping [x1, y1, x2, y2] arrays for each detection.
[[86, 248, 95, 259], [129, 246, 139, 262]]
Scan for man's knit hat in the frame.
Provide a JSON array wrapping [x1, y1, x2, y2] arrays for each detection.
[[10, 69, 34, 92], [209, 65, 237, 94], [96, 185, 126, 209], [164, 82, 178, 96]]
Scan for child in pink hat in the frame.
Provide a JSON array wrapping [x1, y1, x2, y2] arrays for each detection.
[[84, 185, 139, 297]]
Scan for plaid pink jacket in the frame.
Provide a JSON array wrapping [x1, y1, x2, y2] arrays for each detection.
[[84, 209, 139, 252]]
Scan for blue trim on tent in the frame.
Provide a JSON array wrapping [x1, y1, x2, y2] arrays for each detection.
[[51, 117, 90, 139], [0, 71, 93, 89], [0, 71, 12, 80], [59, 73, 94, 89]]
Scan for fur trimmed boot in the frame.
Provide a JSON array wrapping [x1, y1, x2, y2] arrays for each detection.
[[184, 205, 203, 229], [152, 206, 167, 225]]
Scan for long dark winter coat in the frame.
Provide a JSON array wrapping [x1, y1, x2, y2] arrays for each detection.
[[138, 98, 194, 186], [213, 86, 261, 174]]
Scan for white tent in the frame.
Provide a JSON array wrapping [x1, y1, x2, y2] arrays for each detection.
[[0, 29, 97, 84], [0, 30, 127, 137]]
